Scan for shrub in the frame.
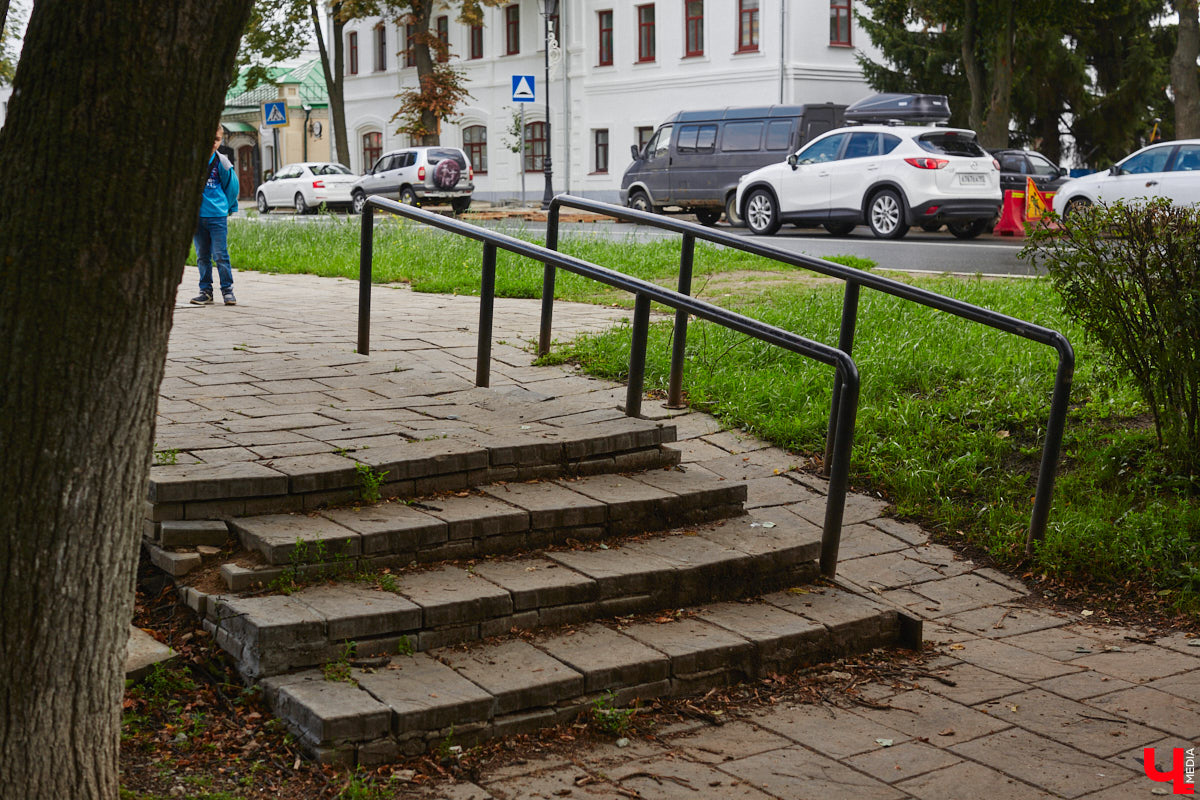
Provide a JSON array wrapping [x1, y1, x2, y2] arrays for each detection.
[[1023, 199, 1200, 472]]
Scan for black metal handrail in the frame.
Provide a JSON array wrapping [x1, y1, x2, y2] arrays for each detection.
[[539, 195, 1074, 554], [356, 195, 862, 578]]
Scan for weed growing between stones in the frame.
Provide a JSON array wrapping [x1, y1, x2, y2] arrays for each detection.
[[271, 538, 356, 594], [589, 691, 636, 737], [321, 641, 356, 684], [396, 636, 414, 656], [355, 463, 389, 503], [153, 447, 179, 466]]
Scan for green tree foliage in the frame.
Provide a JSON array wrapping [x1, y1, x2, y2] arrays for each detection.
[[0, 1, 24, 85]]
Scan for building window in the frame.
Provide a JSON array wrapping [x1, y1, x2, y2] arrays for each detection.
[[436, 15, 449, 61], [405, 23, 416, 67], [597, 10, 614, 66], [374, 24, 387, 71], [737, 0, 759, 52], [505, 5, 520, 55], [593, 129, 610, 173], [684, 0, 703, 57], [525, 121, 546, 172], [637, 5, 656, 62], [469, 23, 484, 59], [348, 31, 359, 75], [464, 125, 487, 173], [830, 0, 852, 46], [363, 132, 382, 169], [636, 126, 654, 153]]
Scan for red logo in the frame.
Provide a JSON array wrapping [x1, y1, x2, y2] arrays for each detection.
[[1144, 748, 1196, 795]]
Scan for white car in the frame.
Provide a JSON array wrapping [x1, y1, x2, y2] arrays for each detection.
[[735, 124, 1002, 239], [256, 162, 359, 214], [1052, 139, 1200, 217]]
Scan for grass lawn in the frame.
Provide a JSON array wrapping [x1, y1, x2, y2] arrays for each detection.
[[221, 214, 1200, 615]]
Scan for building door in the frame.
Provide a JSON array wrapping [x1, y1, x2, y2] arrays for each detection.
[[237, 145, 256, 199]]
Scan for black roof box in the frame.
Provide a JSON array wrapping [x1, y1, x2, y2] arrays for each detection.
[[844, 93, 951, 124]]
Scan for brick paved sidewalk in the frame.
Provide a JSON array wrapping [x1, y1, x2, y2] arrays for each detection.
[[168, 270, 1199, 799]]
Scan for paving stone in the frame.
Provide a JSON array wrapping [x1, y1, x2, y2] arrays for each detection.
[[125, 625, 175, 681], [398, 566, 513, 628], [356, 439, 488, 481], [631, 470, 748, 518], [417, 495, 530, 541], [834, 522, 911, 559], [1149, 667, 1200, 704], [212, 594, 327, 649], [868, 516, 930, 545], [764, 584, 899, 654], [1087, 685, 1200, 739], [559, 473, 670, 523], [696, 600, 828, 672], [356, 653, 493, 734], [844, 740, 963, 785], [751, 702, 911, 758], [1003, 626, 1119, 662], [292, 584, 421, 642], [321, 502, 448, 554], [544, 546, 676, 600], [533, 624, 669, 694], [718, 745, 907, 800], [947, 636, 1083, 682], [940, 604, 1071, 639], [623, 534, 755, 603], [697, 512, 821, 568], [976, 688, 1161, 758], [267, 671, 391, 743], [667, 719, 793, 764], [912, 660, 1028, 705], [144, 542, 202, 577], [230, 513, 361, 564], [266, 452, 362, 494], [159, 519, 231, 548], [835, 550, 955, 590], [1071, 643, 1200, 684], [148, 461, 288, 503], [479, 481, 605, 529], [470, 558, 597, 612], [843, 689, 1012, 747], [907, 573, 1024, 616], [951, 728, 1138, 798], [1035, 670, 1134, 701], [622, 616, 755, 678], [438, 639, 584, 716], [606, 756, 774, 798], [895, 761, 1056, 800]]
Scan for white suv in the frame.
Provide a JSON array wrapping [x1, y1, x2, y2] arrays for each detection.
[[351, 146, 474, 214], [735, 124, 1002, 239], [1052, 139, 1200, 217]]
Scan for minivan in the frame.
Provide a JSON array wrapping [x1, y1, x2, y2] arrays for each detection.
[[619, 104, 845, 225]]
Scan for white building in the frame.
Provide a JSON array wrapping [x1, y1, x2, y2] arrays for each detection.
[[338, 0, 880, 203]]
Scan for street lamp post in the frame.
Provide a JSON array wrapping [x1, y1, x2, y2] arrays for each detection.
[[540, 0, 559, 209]]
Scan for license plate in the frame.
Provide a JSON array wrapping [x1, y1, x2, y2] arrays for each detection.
[[959, 173, 986, 185]]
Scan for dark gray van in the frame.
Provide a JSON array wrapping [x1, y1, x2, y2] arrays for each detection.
[[620, 104, 844, 225]]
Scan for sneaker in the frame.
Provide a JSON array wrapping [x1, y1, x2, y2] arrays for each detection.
[[222, 291, 237, 306], [190, 292, 213, 305]]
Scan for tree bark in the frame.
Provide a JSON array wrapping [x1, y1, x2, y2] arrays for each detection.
[[313, 0, 352, 166], [960, 0, 984, 133], [980, 0, 1014, 148], [0, 2, 251, 798], [410, 0, 440, 146], [1172, 0, 1200, 139]]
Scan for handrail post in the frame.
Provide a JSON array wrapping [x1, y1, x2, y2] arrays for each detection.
[[356, 201, 375, 355], [820, 362, 860, 578], [667, 234, 695, 408], [1025, 341, 1075, 553], [538, 202, 561, 356], [476, 243, 497, 388], [824, 281, 861, 474], [626, 293, 651, 418]]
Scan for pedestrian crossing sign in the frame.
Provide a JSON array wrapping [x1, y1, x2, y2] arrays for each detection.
[[262, 101, 289, 127], [512, 75, 535, 103]]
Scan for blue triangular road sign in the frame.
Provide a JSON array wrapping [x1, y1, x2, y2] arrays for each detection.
[[512, 75, 535, 103]]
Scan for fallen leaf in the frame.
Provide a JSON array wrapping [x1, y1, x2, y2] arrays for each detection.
[[875, 738, 894, 747], [938, 728, 955, 736]]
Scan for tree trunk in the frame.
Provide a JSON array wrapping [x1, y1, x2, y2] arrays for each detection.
[[314, 0, 351, 167], [0, 2, 251, 798], [411, 0, 440, 145], [961, 0, 984, 132], [980, 0, 1014, 148], [1172, 0, 1200, 138]]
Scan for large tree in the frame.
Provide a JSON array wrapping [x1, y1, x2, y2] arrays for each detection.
[[0, 2, 252, 798], [1171, 0, 1200, 137]]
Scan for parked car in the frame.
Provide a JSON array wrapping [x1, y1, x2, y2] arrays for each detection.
[[256, 162, 358, 214], [1052, 139, 1200, 217], [620, 104, 845, 226], [734, 123, 1002, 239], [991, 148, 1070, 194], [351, 146, 474, 214]]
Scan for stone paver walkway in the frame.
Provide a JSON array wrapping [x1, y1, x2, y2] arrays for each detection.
[[167, 270, 1197, 799]]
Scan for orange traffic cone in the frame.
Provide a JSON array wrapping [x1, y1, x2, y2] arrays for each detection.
[[994, 190, 1026, 236]]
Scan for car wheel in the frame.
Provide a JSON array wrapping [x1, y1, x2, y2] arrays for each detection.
[[256, 193, 270, 214], [628, 190, 652, 213], [451, 197, 472, 214], [824, 221, 856, 236], [352, 191, 367, 215], [725, 194, 745, 228], [867, 189, 909, 240], [946, 219, 990, 239], [399, 186, 419, 206], [694, 209, 721, 226], [1063, 197, 1092, 218], [744, 189, 781, 236], [294, 193, 311, 215]]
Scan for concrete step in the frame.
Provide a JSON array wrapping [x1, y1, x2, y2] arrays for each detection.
[[224, 471, 748, 582], [145, 417, 679, 534], [199, 511, 823, 679], [260, 585, 919, 765]]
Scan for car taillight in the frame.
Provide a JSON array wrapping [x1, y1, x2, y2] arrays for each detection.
[[418, 166, 426, 181], [312, 180, 325, 189], [992, 158, 1001, 170], [469, 165, 474, 180], [905, 157, 949, 169]]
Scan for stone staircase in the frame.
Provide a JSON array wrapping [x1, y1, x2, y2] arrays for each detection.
[[149, 411, 919, 767]]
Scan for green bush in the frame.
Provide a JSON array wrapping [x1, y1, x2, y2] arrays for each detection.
[[1024, 199, 1200, 472]]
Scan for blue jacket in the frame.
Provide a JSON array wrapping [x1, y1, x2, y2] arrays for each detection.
[[200, 152, 239, 218]]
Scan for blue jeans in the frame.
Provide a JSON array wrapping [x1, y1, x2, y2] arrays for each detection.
[[194, 216, 233, 294]]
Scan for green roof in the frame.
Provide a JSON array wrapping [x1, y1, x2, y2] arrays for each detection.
[[225, 58, 328, 113]]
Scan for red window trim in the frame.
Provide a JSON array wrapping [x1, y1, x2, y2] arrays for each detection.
[[525, 121, 547, 172], [737, 0, 759, 53], [636, 4, 656, 63], [593, 129, 609, 174], [469, 24, 484, 59], [436, 15, 449, 62], [374, 23, 387, 71], [348, 31, 359, 75], [464, 125, 487, 174], [830, 0, 853, 46], [684, 0, 703, 58], [404, 23, 416, 67], [505, 5, 520, 55], [597, 10, 613, 66]]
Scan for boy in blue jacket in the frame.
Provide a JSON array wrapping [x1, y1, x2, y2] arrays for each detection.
[[191, 125, 240, 305]]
